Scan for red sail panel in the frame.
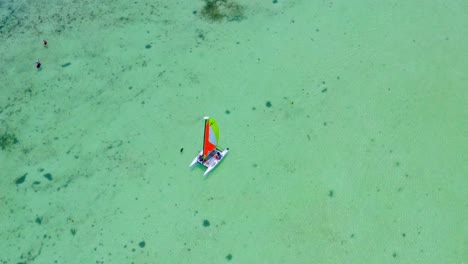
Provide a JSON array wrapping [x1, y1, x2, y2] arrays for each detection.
[[203, 119, 216, 159]]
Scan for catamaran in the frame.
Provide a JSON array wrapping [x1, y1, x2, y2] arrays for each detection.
[[190, 116, 229, 176]]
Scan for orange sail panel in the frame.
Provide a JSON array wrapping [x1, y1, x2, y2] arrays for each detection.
[[202, 117, 220, 159]]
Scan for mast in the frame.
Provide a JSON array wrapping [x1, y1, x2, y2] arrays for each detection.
[[202, 116, 209, 160]]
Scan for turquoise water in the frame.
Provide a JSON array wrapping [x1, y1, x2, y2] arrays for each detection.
[[1, 0, 467, 263]]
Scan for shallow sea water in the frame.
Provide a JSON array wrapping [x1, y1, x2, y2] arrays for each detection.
[[1, 0, 467, 263]]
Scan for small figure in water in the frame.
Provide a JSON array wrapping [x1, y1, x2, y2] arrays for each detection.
[[43, 40, 47, 46], [35, 60, 41, 69]]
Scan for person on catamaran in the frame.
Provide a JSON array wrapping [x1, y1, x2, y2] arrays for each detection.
[[215, 151, 222, 160]]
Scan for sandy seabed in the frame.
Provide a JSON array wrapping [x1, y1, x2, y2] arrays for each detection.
[[1, 0, 467, 263]]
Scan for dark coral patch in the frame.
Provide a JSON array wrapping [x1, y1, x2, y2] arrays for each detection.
[[43, 173, 53, 181], [15, 173, 27, 185]]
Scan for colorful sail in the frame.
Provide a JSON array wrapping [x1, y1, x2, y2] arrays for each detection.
[[203, 117, 219, 159]]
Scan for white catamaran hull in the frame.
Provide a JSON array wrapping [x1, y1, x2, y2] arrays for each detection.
[[190, 148, 229, 176]]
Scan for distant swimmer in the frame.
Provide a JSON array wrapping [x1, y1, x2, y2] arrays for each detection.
[[36, 60, 41, 69], [43, 39, 47, 46]]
